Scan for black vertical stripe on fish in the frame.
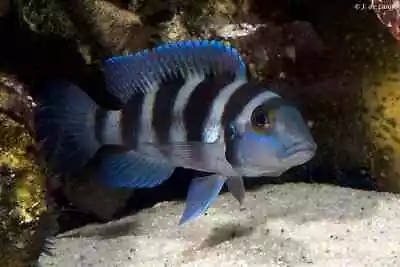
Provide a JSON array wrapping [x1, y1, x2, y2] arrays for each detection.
[[261, 96, 290, 111], [152, 76, 186, 145], [221, 82, 268, 163], [183, 72, 237, 142], [121, 94, 145, 148], [221, 83, 286, 162], [221, 82, 276, 128], [95, 108, 108, 144]]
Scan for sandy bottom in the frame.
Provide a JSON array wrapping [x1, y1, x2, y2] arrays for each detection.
[[38, 183, 400, 267]]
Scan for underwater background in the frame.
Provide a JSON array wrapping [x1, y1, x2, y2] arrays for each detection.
[[0, 0, 399, 266]]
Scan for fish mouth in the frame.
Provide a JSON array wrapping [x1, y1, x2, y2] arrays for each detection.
[[282, 142, 317, 164], [239, 142, 316, 177]]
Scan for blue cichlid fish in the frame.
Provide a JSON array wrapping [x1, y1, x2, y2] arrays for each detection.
[[35, 40, 317, 224]]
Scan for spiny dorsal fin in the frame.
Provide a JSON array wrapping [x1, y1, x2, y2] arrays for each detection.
[[102, 40, 247, 103]]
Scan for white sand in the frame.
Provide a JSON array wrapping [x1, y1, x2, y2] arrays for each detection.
[[38, 183, 400, 266]]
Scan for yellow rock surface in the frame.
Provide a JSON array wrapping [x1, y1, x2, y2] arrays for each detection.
[[0, 75, 47, 266], [363, 69, 400, 192]]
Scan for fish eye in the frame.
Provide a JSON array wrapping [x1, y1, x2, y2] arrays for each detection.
[[251, 107, 273, 131]]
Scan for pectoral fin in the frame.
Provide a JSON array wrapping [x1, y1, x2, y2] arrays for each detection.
[[226, 176, 245, 204], [156, 141, 239, 177], [179, 174, 227, 225]]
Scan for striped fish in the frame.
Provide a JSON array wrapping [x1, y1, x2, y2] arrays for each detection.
[[35, 40, 317, 224]]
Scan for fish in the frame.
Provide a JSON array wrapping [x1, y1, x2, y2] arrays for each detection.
[[34, 40, 317, 225]]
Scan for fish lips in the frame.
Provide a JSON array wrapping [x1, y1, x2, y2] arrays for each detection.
[[281, 142, 317, 165], [235, 141, 317, 177]]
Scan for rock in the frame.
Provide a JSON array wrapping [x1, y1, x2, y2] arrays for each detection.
[[282, 21, 325, 58], [62, 172, 134, 221], [228, 20, 328, 82], [16, 0, 76, 38], [227, 1, 400, 192], [143, 0, 242, 41], [362, 68, 400, 192], [0, 75, 35, 134], [58, 0, 154, 58], [0, 0, 10, 18], [38, 183, 400, 266], [216, 22, 265, 39], [16, 0, 155, 63], [345, 1, 400, 192], [370, 0, 400, 41], [160, 13, 192, 41], [0, 74, 45, 224], [0, 74, 48, 267]]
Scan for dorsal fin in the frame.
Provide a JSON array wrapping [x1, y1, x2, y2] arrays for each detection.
[[102, 40, 247, 103]]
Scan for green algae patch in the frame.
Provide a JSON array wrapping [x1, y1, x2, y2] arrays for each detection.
[[0, 76, 48, 266]]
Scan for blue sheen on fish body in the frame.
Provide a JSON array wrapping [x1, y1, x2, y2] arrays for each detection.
[[34, 40, 317, 226], [247, 132, 281, 149]]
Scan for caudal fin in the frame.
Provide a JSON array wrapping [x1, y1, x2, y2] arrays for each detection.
[[34, 80, 101, 173]]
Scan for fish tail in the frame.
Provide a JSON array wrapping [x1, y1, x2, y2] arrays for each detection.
[[34, 80, 102, 173]]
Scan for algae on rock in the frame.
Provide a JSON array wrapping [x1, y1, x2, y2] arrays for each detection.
[[363, 68, 400, 192], [15, 0, 154, 64], [0, 74, 48, 267], [15, 0, 75, 37]]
